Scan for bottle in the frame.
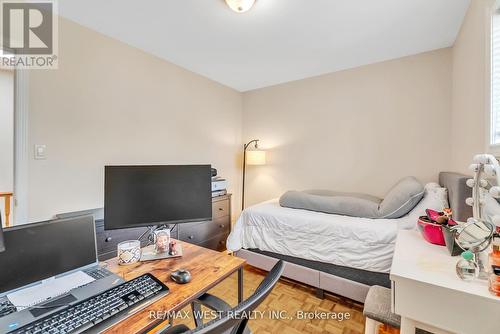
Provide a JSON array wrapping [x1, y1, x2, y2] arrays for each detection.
[[456, 251, 479, 281], [489, 237, 500, 296]]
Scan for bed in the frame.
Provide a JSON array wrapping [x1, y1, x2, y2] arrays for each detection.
[[228, 172, 472, 302]]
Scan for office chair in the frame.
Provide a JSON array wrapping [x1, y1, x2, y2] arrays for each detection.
[[161, 260, 285, 334]]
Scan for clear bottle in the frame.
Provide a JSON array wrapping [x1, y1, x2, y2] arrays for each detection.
[[456, 251, 479, 281]]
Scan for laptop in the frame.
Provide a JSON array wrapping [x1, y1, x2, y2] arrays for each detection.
[[0, 216, 125, 333]]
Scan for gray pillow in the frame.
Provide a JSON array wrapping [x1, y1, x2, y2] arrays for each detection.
[[378, 176, 425, 218], [279, 176, 424, 219]]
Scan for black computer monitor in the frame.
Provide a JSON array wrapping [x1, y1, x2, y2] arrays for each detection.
[[0, 216, 97, 295], [104, 165, 212, 230]]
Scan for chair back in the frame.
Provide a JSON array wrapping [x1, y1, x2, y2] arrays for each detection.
[[191, 260, 285, 334]]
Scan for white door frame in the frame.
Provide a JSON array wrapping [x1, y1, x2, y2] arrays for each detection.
[[14, 69, 29, 225]]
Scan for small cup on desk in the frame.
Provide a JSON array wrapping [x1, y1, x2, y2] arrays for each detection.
[[117, 240, 141, 265]]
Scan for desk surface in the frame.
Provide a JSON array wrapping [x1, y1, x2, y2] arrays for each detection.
[[103, 240, 246, 334]]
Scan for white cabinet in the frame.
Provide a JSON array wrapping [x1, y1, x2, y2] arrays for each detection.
[[390, 230, 500, 334]]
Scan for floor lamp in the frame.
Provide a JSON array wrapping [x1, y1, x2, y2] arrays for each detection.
[[242, 139, 266, 210]]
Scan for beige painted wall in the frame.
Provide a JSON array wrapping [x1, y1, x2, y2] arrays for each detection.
[[242, 49, 452, 206], [23, 2, 490, 219], [27, 18, 243, 222], [451, 0, 493, 174]]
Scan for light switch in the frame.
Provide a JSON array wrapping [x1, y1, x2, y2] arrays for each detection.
[[34, 144, 47, 160]]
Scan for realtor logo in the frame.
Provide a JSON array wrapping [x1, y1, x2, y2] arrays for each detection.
[[3, 1, 52, 54], [0, 0, 58, 68]]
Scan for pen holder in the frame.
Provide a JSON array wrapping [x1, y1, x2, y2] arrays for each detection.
[[117, 240, 141, 265]]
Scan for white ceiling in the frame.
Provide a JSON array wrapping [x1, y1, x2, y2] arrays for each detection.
[[59, 0, 470, 92]]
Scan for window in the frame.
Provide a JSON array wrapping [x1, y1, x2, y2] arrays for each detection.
[[491, 9, 500, 150]]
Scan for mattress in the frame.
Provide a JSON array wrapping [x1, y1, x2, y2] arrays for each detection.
[[227, 183, 448, 273]]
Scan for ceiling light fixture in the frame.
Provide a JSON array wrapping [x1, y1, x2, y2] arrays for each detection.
[[225, 0, 256, 13]]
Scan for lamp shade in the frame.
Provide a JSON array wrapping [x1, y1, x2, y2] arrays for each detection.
[[246, 150, 266, 165]]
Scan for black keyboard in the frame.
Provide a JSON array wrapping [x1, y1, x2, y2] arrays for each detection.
[[9, 273, 169, 334]]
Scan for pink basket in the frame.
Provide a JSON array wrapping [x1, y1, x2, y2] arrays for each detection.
[[417, 216, 446, 246]]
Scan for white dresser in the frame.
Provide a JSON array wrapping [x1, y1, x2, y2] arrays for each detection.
[[390, 230, 500, 334]]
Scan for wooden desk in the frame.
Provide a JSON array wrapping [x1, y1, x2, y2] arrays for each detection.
[[103, 240, 246, 334], [391, 230, 500, 334]]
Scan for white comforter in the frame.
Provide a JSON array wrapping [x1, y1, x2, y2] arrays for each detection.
[[227, 184, 448, 273]]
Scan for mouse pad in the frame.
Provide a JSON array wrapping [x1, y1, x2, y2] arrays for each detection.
[[140, 244, 183, 262]]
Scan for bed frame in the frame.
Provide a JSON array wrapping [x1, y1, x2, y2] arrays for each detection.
[[235, 172, 472, 303]]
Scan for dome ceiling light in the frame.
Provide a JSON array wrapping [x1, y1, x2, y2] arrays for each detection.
[[225, 0, 256, 13]]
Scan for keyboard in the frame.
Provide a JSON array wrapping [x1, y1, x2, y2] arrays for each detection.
[[9, 273, 169, 334], [0, 298, 16, 318], [83, 267, 113, 280]]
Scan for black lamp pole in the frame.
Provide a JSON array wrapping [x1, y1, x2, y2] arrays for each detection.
[[242, 139, 259, 211]]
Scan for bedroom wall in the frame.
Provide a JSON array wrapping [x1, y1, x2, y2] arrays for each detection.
[[23, 3, 488, 219], [25, 17, 243, 223], [450, 0, 493, 174], [242, 48, 452, 206]]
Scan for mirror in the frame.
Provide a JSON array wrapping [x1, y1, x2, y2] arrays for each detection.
[[453, 218, 496, 279], [454, 218, 495, 252]]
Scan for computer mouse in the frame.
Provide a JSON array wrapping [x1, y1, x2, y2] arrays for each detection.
[[171, 269, 191, 284]]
